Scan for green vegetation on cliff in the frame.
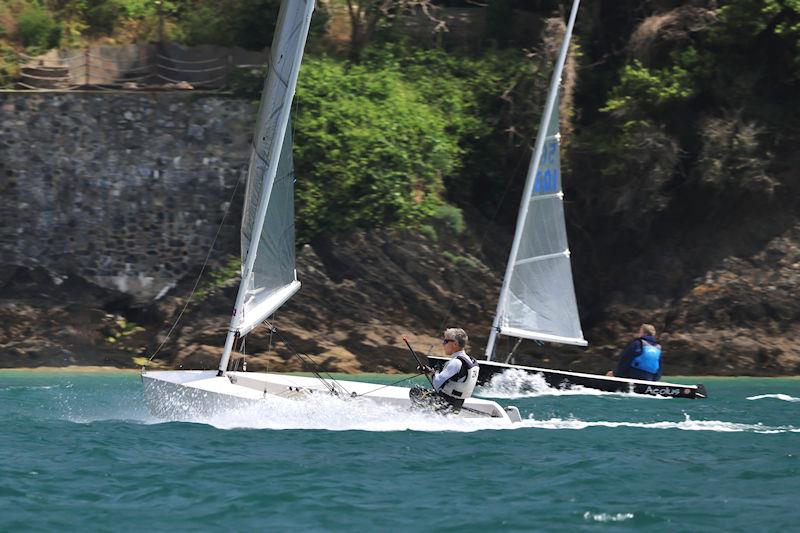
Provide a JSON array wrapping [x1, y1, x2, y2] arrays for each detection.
[[2, 0, 799, 281], [293, 55, 454, 239], [290, 46, 526, 241]]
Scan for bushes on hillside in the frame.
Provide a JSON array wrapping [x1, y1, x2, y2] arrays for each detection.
[[696, 113, 776, 196], [571, 0, 799, 246], [293, 56, 460, 240], [173, 0, 328, 49], [602, 58, 695, 117], [17, 3, 61, 50], [0, 42, 20, 86], [360, 45, 536, 216], [174, 0, 280, 48], [287, 45, 534, 241], [82, 0, 125, 37], [5, 0, 326, 49]]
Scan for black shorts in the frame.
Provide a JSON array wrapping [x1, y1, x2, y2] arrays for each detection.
[[409, 386, 464, 412]]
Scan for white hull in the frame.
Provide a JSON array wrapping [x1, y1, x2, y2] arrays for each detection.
[[141, 370, 522, 423]]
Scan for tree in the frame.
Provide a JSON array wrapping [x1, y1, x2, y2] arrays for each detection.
[[345, 0, 442, 59]]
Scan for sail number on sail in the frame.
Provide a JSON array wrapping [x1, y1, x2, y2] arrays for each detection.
[[533, 140, 559, 194]]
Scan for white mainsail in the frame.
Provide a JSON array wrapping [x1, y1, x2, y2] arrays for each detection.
[[238, 120, 298, 337], [486, 0, 586, 359], [218, 0, 315, 372]]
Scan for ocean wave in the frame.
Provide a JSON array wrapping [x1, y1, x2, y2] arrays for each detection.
[[0, 385, 58, 391], [53, 377, 795, 434], [746, 394, 800, 402], [110, 390, 794, 434], [583, 512, 635, 523], [476, 368, 671, 400], [69, 406, 796, 434], [519, 413, 796, 433]]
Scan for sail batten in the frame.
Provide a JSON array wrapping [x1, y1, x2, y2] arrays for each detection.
[[530, 192, 563, 202], [514, 249, 569, 266], [500, 327, 588, 347]]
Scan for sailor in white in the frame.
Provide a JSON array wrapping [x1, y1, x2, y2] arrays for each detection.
[[422, 328, 480, 410]]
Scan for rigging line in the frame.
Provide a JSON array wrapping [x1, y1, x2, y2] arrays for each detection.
[[266, 325, 352, 397], [147, 171, 244, 363], [267, 313, 274, 373], [355, 373, 425, 397], [155, 53, 226, 65], [296, 350, 350, 397], [235, 334, 247, 372], [459, 404, 494, 418], [261, 320, 338, 394], [435, 145, 531, 335]]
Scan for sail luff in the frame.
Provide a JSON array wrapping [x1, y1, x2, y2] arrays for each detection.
[[485, 0, 582, 360], [217, 0, 314, 375]]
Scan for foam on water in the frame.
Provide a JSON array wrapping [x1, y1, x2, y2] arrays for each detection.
[[583, 512, 635, 523], [156, 410, 799, 434], [41, 374, 797, 435], [519, 412, 797, 433], [195, 395, 509, 432], [75, 385, 795, 434], [746, 393, 800, 402], [0, 385, 58, 391], [55, 378, 510, 432], [476, 368, 671, 400]]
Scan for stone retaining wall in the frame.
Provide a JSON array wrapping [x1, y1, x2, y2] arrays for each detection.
[[0, 92, 255, 300]]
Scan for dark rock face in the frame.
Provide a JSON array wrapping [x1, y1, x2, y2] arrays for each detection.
[[2, 223, 799, 376], [0, 229, 502, 372], [138, 229, 507, 375], [665, 225, 800, 375], [0, 265, 141, 367], [568, 225, 800, 377]]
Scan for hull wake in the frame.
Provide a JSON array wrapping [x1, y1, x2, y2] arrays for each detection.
[[428, 357, 707, 399]]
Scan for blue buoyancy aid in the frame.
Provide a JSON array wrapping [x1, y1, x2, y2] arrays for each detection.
[[631, 340, 662, 375]]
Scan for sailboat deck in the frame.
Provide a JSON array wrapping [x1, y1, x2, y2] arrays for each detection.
[[142, 370, 518, 419]]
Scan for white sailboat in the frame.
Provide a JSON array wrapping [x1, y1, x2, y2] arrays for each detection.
[[427, 0, 706, 399], [141, 0, 522, 423]]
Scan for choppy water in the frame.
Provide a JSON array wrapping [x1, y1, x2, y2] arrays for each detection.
[[1, 371, 798, 531]]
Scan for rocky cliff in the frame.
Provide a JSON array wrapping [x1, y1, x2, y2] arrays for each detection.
[[2, 218, 799, 375], [1, 91, 798, 376]]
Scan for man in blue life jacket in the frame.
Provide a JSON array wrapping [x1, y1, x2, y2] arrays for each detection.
[[606, 323, 663, 381], [411, 328, 479, 412]]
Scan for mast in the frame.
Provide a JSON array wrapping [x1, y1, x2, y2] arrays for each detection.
[[485, 0, 581, 360], [218, 0, 314, 375]]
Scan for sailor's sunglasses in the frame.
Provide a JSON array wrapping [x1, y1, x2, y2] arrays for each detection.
[[442, 339, 454, 345]]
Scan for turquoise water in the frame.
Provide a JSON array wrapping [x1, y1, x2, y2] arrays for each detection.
[[1, 372, 798, 532]]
